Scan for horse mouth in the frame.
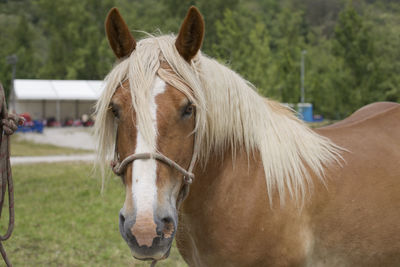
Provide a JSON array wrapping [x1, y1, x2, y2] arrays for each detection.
[[131, 245, 172, 261]]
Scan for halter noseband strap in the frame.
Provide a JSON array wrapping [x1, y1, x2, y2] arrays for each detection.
[[111, 152, 194, 184]]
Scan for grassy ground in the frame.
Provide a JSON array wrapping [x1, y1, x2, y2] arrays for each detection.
[[10, 136, 93, 156], [1, 163, 186, 266]]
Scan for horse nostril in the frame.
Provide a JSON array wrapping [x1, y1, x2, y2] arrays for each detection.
[[161, 217, 175, 239], [119, 212, 126, 226]]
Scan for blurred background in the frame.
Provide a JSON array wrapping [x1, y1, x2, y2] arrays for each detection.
[[1, 0, 400, 120], [0, 0, 399, 266]]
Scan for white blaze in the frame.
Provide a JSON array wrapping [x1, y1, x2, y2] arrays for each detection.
[[132, 76, 166, 221]]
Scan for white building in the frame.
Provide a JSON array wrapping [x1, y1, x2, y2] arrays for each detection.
[[10, 79, 104, 122]]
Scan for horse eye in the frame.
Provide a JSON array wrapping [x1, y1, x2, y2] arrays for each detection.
[[182, 103, 194, 118], [109, 104, 119, 118]]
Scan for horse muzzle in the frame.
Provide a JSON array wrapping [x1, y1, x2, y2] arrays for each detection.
[[119, 210, 176, 260]]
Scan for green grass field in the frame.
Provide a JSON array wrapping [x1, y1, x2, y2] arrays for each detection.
[[1, 163, 186, 266], [10, 136, 93, 156]]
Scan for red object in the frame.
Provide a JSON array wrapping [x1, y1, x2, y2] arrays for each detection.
[[19, 113, 34, 126], [19, 113, 32, 122]]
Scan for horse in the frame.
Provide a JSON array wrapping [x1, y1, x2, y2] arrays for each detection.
[[94, 6, 400, 266]]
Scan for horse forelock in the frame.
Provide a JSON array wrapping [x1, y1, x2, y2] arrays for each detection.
[[94, 34, 343, 205]]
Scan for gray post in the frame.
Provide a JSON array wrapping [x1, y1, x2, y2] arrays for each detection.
[[300, 50, 307, 103], [42, 100, 46, 119], [75, 100, 79, 119], [56, 100, 61, 125]]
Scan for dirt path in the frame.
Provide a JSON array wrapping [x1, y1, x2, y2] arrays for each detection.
[[11, 127, 97, 165], [15, 127, 95, 150]]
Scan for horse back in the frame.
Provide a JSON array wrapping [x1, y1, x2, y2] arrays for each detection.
[[316, 102, 400, 155], [310, 102, 400, 266], [322, 101, 399, 129]]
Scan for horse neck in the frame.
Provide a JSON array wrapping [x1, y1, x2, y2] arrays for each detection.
[[178, 144, 314, 264], [181, 144, 310, 217]]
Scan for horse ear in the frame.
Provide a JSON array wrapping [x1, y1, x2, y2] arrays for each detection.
[[105, 8, 136, 59], [175, 6, 205, 62]]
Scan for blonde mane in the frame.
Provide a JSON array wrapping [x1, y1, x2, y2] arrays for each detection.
[[94, 35, 342, 203]]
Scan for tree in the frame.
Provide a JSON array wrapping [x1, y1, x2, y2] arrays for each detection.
[[213, 8, 276, 98], [270, 7, 305, 103], [36, 0, 115, 79], [0, 0, 398, 117], [332, 3, 379, 115]]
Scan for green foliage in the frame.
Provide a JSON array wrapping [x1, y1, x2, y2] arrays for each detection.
[[213, 8, 276, 97], [271, 7, 305, 102], [332, 4, 375, 114], [0, 0, 399, 118], [35, 0, 115, 79]]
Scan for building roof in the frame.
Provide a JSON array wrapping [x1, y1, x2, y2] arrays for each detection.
[[13, 79, 104, 100]]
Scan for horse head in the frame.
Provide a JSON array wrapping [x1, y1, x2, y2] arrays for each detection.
[[103, 6, 204, 261]]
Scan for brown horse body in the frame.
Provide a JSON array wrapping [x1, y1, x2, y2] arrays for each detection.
[[96, 7, 400, 267], [177, 102, 400, 266]]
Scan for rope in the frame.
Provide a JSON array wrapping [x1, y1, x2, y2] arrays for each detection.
[[111, 152, 195, 184], [0, 83, 23, 267]]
